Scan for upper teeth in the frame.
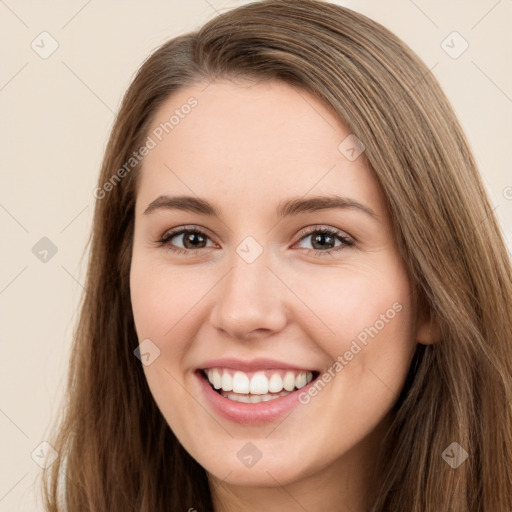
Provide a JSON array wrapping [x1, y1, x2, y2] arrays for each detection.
[[205, 368, 314, 394]]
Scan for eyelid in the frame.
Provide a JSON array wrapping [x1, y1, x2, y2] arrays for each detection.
[[160, 224, 215, 240], [159, 225, 353, 246], [159, 224, 218, 247], [294, 224, 355, 243], [157, 224, 356, 259]]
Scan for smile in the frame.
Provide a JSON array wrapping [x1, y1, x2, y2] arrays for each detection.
[[201, 367, 319, 403], [195, 358, 322, 424]]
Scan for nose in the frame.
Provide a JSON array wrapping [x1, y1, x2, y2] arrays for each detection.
[[209, 248, 288, 341]]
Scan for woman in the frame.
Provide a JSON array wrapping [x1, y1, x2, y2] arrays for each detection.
[[41, 0, 512, 510]]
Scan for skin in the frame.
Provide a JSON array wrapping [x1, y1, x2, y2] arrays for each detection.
[[129, 78, 436, 511]]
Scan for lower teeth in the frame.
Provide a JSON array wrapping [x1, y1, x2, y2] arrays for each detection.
[[219, 389, 293, 403]]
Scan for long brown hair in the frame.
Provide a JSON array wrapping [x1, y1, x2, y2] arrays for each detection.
[[41, 1, 512, 510]]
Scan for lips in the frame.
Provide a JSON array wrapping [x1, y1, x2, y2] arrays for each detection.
[[197, 357, 318, 374], [195, 358, 320, 424], [195, 364, 321, 424]]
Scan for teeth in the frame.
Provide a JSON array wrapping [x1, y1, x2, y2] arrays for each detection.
[[221, 372, 233, 391], [220, 390, 293, 403], [249, 372, 269, 394], [211, 368, 222, 390], [232, 371, 250, 394], [296, 372, 307, 389], [268, 373, 283, 393], [283, 371, 296, 391], [205, 367, 315, 396]]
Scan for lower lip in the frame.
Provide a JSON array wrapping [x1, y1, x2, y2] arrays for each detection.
[[196, 371, 317, 425]]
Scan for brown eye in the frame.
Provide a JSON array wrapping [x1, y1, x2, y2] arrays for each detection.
[[158, 227, 215, 255], [294, 227, 354, 257]]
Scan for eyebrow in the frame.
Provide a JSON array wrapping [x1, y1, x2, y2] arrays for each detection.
[[143, 194, 378, 221]]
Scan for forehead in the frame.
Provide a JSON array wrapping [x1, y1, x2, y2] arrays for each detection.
[[135, 79, 386, 220], [149, 78, 345, 159]]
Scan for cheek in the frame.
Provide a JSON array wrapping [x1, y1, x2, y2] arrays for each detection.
[[289, 261, 412, 353], [130, 259, 202, 435], [130, 257, 206, 350], [291, 261, 415, 420], [291, 271, 414, 447]]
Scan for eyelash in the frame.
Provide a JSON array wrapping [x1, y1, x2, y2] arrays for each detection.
[[156, 225, 354, 258]]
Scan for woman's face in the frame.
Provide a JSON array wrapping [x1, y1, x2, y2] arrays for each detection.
[[130, 79, 430, 490]]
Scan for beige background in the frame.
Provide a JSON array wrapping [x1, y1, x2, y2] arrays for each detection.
[[1, 0, 510, 510]]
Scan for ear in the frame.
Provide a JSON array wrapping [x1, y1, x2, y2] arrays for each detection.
[[415, 309, 440, 346]]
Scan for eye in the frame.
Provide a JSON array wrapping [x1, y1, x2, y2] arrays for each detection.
[[157, 226, 216, 256], [156, 225, 354, 257], [293, 226, 354, 257]]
